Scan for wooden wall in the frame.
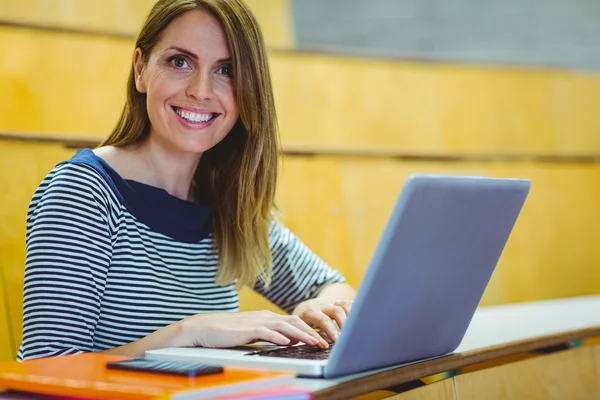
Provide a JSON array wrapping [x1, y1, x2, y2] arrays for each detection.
[[0, 0, 599, 359]]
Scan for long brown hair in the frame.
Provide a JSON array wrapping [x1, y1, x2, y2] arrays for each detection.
[[102, 0, 278, 288]]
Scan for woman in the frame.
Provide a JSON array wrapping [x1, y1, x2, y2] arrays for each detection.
[[18, 0, 355, 361]]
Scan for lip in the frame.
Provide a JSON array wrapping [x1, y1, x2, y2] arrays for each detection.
[[173, 105, 216, 114], [172, 106, 220, 130]]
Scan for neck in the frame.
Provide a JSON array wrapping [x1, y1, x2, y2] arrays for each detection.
[[136, 138, 201, 201]]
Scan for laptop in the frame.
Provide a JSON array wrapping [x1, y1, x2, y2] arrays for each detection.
[[146, 174, 531, 378]]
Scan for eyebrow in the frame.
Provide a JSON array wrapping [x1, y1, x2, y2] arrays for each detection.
[[167, 46, 231, 63]]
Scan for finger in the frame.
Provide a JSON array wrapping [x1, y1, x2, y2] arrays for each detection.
[[270, 319, 323, 347], [284, 315, 328, 347], [303, 310, 339, 344], [334, 299, 353, 316], [322, 305, 347, 330], [252, 326, 291, 346]]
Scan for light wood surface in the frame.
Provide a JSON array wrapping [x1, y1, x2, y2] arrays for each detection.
[[455, 346, 600, 399], [595, 346, 600, 380], [0, 27, 131, 135], [0, 0, 292, 48], [270, 53, 600, 153], [388, 379, 455, 400], [0, 277, 14, 360], [457, 296, 600, 352], [305, 333, 600, 400], [244, 0, 293, 49], [1, 25, 599, 154], [0, 140, 75, 354], [274, 156, 600, 304], [0, 0, 152, 36]]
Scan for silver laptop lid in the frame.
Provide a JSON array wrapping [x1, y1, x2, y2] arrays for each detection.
[[325, 175, 530, 378]]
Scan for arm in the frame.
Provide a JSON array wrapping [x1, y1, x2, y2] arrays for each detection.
[[19, 164, 111, 360], [254, 218, 354, 344], [254, 218, 347, 312], [100, 322, 186, 357], [314, 282, 356, 303]]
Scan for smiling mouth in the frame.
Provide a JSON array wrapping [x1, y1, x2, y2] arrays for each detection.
[[172, 106, 219, 123]]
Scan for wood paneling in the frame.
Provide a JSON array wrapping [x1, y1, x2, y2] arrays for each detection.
[[0, 27, 131, 135], [387, 379, 455, 400], [454, 347, 600, 399], [0, 276, 14, 360], [271, 53, 600, 154], [245, 0, 293, 49], [0, 140, 76, 356], [0, 0, 292, 48], [1, 26, 599, 154], [0, 0, 153, 36], [594, 345, 600, 385], [274, 156, 600, 304]]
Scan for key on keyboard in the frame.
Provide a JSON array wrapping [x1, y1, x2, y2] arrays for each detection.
[[244, 342, 335, 360]]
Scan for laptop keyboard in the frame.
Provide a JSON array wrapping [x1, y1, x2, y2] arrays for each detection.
[[244, 342, 335, 360]]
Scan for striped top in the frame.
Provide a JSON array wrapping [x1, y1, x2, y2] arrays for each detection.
[[18, 149, 344, 361]]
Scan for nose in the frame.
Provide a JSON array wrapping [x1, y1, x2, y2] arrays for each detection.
[[185, 70, 213, 101]]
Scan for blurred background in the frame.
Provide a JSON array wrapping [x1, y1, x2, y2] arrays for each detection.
[[0, 0, 599, 361]]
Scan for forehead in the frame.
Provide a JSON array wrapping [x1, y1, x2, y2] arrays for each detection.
[[155, 9, 230, 57]]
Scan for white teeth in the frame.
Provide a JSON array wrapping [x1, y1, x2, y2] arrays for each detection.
[[175, 108, 214, 123]]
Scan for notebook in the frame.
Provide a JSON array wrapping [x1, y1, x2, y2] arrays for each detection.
[[146, 174, 531, 378], [0, 353, 293, 399]]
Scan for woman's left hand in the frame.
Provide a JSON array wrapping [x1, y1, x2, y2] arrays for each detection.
[[292, 298, 353, 344]]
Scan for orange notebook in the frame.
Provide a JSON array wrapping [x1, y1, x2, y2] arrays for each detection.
[[0, 353, 294, 400]]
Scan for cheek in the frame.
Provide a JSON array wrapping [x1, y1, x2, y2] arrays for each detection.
[[219, 87, 238, 116], [147, 74, 184, 106]]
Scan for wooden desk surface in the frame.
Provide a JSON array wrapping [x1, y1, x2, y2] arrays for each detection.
[[291, 295, 600, 400]]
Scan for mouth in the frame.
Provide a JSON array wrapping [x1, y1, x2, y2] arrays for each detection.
[[172, 106, 220, 124]]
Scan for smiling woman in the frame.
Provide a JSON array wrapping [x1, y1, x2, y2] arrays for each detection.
[[18, 0, 355, 361], [132, 10, 239, 155]]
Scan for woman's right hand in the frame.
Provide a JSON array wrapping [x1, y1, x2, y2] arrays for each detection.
[[177, 311, 330, 349]]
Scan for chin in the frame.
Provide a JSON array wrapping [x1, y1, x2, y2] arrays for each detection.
[[178, 140, 220, 155]]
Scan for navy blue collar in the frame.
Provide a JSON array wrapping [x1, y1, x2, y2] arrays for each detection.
[[63, 148, 212, 243]]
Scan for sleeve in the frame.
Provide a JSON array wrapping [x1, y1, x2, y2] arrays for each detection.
[[18, 164, 113, 360], [253, 218, 346, 313]]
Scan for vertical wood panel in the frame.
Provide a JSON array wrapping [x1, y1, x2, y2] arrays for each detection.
[[246, 0, 293, 49], [0, 0, 153, 35], [594, 345, 600, 391], [455, 347, 600, 399], [0, 276, 14, 360], [0, 0, 292, 48], [0, 140, 76, 353], [270, 54, 600, 153], [275, 157, 600, 304], [0, 28, 131, 135], [387, 379, 456, 400]]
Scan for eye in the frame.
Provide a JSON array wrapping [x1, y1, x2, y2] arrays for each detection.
[[168, 55, 189, 69], [217, 64, 233, 77]]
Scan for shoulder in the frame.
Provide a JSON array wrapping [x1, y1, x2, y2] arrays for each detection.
[[32, 150, 121, 213], [267, 215, 298, 249]]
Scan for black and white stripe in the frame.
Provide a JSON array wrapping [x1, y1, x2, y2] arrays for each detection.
[[18, 162, 344, 360]]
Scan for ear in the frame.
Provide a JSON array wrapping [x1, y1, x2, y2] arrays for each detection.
[[133, 48, 147, 94]]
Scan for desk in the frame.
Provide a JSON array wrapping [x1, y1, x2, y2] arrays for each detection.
[[1, 296, 598, 399], [290, 295, 600, 399]]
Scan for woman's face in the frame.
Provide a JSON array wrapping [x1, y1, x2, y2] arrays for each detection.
[[134, 9, 238, 155]]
